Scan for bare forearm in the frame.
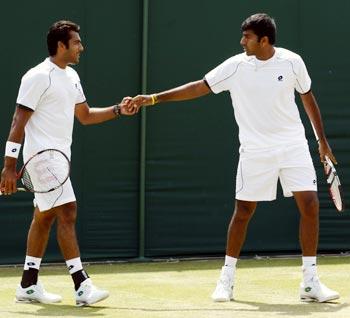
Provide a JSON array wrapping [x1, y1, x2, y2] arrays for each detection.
[[4, 124, 24, 169], [4, 106, 31, 167], [156, 80, 211, 103], [307, 105, 326, 142], [7, 113, 26, 144], [300, 91, 337, 162], [80, 106, 116, 125], [75, 97, 134, 125], [2, 106, 32, 184], [131, 80, 211, 110], [300, 92, 327, 141]]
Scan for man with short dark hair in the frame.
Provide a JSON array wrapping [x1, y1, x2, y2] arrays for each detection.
[[129, 13, 339, 303], [0, 20, 134, 306]]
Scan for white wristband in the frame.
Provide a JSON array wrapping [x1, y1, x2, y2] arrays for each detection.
[[5, 141, 21, 159]]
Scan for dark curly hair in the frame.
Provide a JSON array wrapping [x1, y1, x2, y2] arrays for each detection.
[[241, 13, 276, 45], [47, 20, 80, 56]]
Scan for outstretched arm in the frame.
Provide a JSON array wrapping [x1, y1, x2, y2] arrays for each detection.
[[75, 97, 135, 125], [130, 79, 211, 111], [300, 91, 336, 163]]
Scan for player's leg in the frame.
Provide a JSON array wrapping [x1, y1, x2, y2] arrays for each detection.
[[293, 191, 339, 302], [56, 201, 80, 260], [26, 207, 57, 257], [16, 206, 62, 304], [21, 206, 55, 288], [56, 201, 89, 290], [279, 144, 339, 302], [55, 201, 109, 306], [293, 191, 319, 256], [35, 178, 102, 301], [16, 181, 77, 304], [212, 149, 277, 302], [212, 200, 257, 302], [226, 200, 257, 257]]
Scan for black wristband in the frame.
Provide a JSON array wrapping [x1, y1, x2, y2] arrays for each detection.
[[113, 104, 121, 117]]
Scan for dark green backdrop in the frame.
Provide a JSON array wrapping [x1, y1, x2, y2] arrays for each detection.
[[0, 0, 349, 264]]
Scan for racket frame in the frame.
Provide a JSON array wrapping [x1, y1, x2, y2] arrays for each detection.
[[18, 148, 70, 193], [324, 155, 345, 212]]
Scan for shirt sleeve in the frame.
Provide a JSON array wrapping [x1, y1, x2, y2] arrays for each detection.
[[204, 57, 238, 94], [75, 80, 86, 104], [16, 72, 50, 111], [293, 55, 311, 94], [70, 70, 86, 104]]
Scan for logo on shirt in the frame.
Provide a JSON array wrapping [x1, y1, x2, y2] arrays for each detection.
[[75, 83, 84, 97], [11, 148, 17, 153], [278, 75, 283, 81]]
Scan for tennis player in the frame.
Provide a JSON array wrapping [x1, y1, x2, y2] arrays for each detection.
[[0, 20, 135, 306], [129, 13, 339, 303]]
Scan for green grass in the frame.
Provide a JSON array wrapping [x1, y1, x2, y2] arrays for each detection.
[[0, 256, 349, 318]]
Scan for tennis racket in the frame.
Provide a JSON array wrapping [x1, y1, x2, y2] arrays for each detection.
[[0, 148, 70, 195], [311, 124, 344, 212], [323, 155, 344, 212]]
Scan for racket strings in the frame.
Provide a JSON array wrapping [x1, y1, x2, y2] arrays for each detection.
[[21, 150, 70, 193], [21, 169, 35, 192], [324, 158, 344, 212]]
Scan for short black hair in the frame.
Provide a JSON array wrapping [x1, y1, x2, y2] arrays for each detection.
[[47, 20, 80, 56], [241, 13, 276, 45]]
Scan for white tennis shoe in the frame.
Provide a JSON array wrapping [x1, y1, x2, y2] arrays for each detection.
[[75, 278, 109, 306], [211, 266, 234, 302], [15, 281, 62, 304], [300, 277, 339, 302]]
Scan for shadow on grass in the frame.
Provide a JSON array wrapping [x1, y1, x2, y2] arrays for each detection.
[[232, 299, 349, 316], [3, 299, 349, 317], [6, 301, 349, 317], [5, 304, 108, 317]]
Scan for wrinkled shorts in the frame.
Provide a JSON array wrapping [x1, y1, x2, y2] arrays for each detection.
[[33, 178, 76, 212], [235, 144, 317, 201]]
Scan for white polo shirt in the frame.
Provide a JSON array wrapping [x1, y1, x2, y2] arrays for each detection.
[[16, 58, 86, 161], [205, 47, 311, 151]]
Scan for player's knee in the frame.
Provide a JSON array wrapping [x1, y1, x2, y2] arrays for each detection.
[[32, 209, 56, 229], [234, 201, 256, 222], [57, 202, 78, 226], [299, 194, 319, 217], [33, 216, 55, 230]]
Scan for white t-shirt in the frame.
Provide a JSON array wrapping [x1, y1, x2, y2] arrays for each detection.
[[16, 58, 86, 161], [205, 47, 311, 151]]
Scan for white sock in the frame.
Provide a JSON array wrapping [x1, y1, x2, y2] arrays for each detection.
[[66, 257, 83, 275], [24, 255, 42, 270], [224, 255, 238, 267], [302, 256, 317, 282], [302, 256, 316, 268]]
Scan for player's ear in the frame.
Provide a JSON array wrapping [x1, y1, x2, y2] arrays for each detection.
[[260, 36, 269, 47], [57, 41, 68, 51]]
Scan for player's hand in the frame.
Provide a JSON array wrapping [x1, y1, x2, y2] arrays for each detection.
[[119, 97, 136, 116], [127, 95, 153, 113], [318, 139, 337, 164], [0, 164, 18, 195]]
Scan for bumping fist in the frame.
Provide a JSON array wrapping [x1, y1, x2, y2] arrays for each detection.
[[127, 95, 157, 113]]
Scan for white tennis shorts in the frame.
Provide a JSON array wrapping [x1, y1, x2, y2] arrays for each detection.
[[235, 144, 317, 201], [33, 178, 76, 212]]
